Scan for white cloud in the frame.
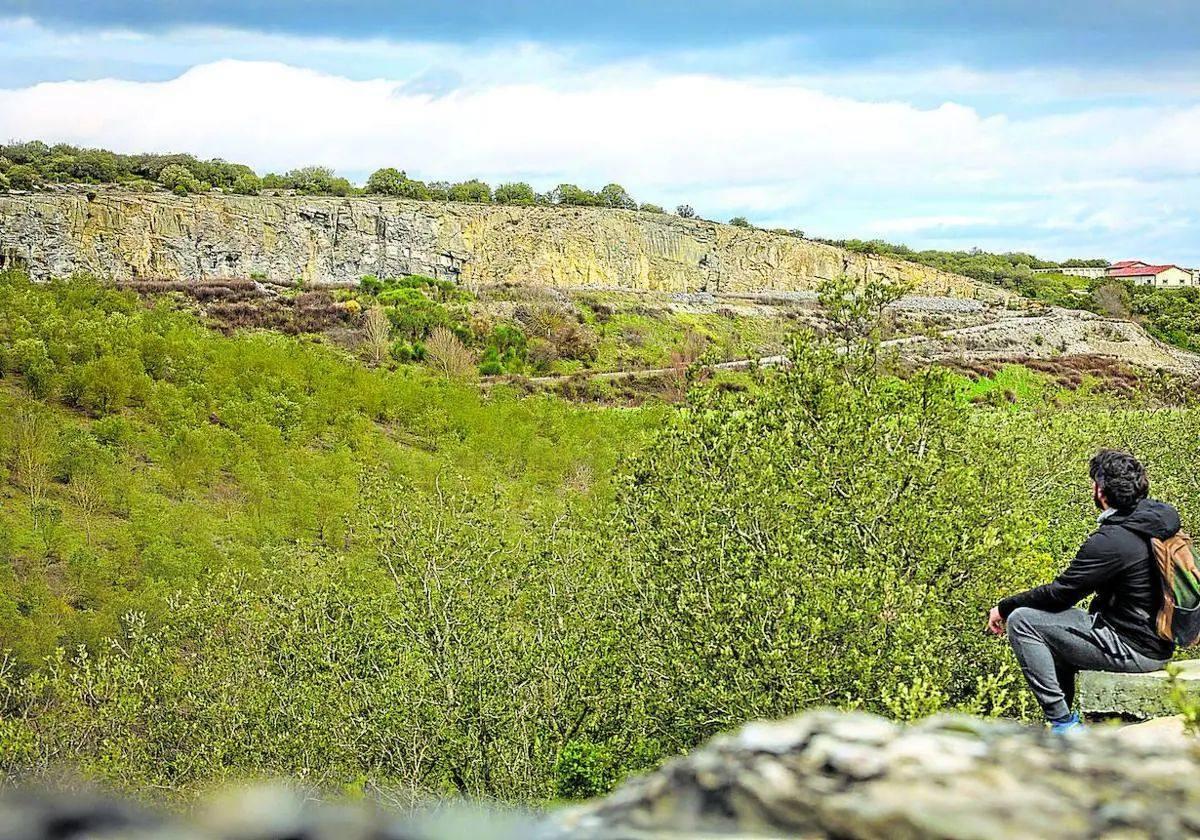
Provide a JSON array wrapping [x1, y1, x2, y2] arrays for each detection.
[[1, 57, 1199, 263]]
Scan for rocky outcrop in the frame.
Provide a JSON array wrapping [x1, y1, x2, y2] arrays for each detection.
[[890, 307, 1200, 374], [0, 190, 1001, 298], [556, 710, 1200, 838], [5, 710, 1200, 839]]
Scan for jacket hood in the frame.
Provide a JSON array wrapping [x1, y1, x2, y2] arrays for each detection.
[[1111, 498, 1180, 539]]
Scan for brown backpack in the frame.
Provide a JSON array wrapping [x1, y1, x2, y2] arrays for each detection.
[[1151, 531, 1200, 646]]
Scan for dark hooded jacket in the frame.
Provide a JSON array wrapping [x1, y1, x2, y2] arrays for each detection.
[[998, 498, 1179, 660]]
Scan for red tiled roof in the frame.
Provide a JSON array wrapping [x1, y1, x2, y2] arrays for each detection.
[[1110, 260, 1147, 268], [1107, 264, 1181, 277]]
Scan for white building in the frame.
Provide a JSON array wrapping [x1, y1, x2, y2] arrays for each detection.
[[1030, 266, 1108, 279], [1106, 261, 1197, 288]]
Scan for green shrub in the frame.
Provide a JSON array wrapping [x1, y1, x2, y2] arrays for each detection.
[[157, 164, 203, 195], [554, 740, 619, 799], [494, 182, 535, 205], [448, 179, 492, 203], [365, 167, 430, 199], [379, 287, 452, 340], [231, 173, 262, 195], [6, 164, 40, 191], [597, 184, 635, 210]]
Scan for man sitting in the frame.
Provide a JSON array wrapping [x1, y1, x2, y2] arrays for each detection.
[[988, 449, 1177, 733]]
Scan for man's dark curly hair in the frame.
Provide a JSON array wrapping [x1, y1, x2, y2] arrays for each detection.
[[1089, 449, 1149, 511]]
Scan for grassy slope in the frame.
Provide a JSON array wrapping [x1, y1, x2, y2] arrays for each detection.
[[0, 272, 658, 662]]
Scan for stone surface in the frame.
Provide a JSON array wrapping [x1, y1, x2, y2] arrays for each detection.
[[892, 308, 1200, 373], [1112, 715, 1193, 748], [553, 710, 1200, 839], [1079, 660, 1200, 720], [0, 190, 1004, 299], [5, 710, 1200, 838]]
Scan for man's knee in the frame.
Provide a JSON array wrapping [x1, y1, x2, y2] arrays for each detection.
[[1006, 606, 1039, 634]]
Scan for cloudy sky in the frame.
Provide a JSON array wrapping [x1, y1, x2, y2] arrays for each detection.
[[2, 1, 1198, 264]]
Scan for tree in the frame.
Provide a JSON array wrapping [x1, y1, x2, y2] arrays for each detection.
[[285, 166, 353, 196], [7, 164, 40, 191], [1093, 281, 1132, 318], [552, 184, 599, 206], [448, 180, 493, 203], [638, 203, 665, 214], [425, 326, 477, 379], [9, 403, 57, 530], [597, 183, 636, 210], [728, 216, 751, 228], [361, 306, 392, 367], [158, 164, 203, 195], [231, 174, 262, 195], [493, 182, 536, 205], [365, 168, 430, 200], [379, 287, 451, 340], [675, 204, 696, 219], [78, 355, 139, 416]]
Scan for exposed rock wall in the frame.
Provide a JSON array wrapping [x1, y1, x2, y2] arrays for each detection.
[[0, 190, 1001, 298]]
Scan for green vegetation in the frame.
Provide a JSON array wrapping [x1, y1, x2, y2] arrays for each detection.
[[0, 141, 702, 217], [0, 270, 650, 661], [1123, 286, 1200, 352], [818, 237, 1200, 353], [0, 140, 256, 193], [4, 270, 1200, 806], [822, 238, 1067, 284]]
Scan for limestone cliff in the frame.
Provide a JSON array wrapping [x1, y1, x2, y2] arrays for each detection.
[[0, 190, 1001, 298]]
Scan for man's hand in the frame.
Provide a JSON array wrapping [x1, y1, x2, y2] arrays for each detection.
[[986, 606, 1006, 636]]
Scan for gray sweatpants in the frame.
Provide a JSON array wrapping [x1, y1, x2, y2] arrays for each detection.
[[1006, 606, 1169, 720]]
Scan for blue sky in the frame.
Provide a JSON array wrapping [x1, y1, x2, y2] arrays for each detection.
[[2, 1, 1199, 264]]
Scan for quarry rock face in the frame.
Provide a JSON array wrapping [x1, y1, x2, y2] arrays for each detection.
[[0, 190, 1000, 298], [4, 710, 1200, 839]]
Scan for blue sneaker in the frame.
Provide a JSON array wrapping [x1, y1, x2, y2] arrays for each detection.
[[1049, 712, 1084, 735]]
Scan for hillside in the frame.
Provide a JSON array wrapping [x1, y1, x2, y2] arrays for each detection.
[[6, 268, 1200, 803], [0, 189, 1003, 298]]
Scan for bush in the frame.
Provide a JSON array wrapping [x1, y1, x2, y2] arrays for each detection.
[[552, 184, 600, 207], [597, 184, 636, 210], [494, 182, 536, 205], [612, 278, 1087, 746], [425, 326, 476, 379], [389, 339, 426, 363], [231, 173, 262, 195], [158, 164, 202, 194], [365, 167, 430, 200], [675, 204, 696, 219], [360, 306, 391, 367], [75, 355, 143, 416], [518, 305, 598, 363], [378, 287, 452, 340], [728, 216, 751, 228], [448, 179, 492, 203], [554, 740, 619, 799], [7, 164, 41, 191], [283, 166, 354, 196]]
